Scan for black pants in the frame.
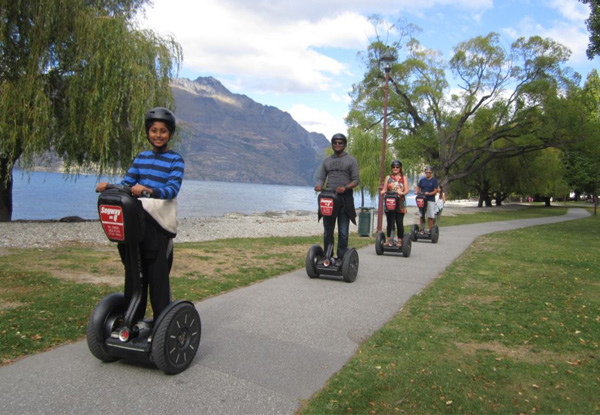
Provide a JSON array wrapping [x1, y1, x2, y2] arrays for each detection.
[[385, 210, 405, 239], [118, 219, 173, 321], [323, 209, 350, 259]]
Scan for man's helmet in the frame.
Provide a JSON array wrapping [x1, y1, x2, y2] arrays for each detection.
[[391, 160, 402, 168], [145, 107, 176, 135], [331, 133, 347, 144]]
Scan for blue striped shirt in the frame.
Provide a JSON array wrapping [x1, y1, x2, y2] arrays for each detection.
[[121, 150, 184, 199]]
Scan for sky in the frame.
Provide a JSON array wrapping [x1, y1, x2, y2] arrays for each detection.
[[140, 0, 599, 140]]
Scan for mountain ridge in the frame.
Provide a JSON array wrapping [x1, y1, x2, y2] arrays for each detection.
[[172, 77, 330, 186]]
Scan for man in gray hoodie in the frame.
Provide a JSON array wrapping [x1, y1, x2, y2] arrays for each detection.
[[314, 133, 359, 261]]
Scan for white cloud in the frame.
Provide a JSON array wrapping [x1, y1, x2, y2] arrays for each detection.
[[501, 13, 590, 63], [288, 104, 348, 138], [546, 0, 589, 22], [142, 0, 374, 95]]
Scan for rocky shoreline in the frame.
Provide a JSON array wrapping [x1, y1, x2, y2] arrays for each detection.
[[0, 204, 479, 249]]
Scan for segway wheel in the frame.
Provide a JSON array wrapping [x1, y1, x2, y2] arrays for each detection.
[[411, 224, 419, 242], [341, 248, 359, 283], [305, 244, 323, 278], [401, 236, 412, 257], [86, 293, 125, 363], [431, 225, 439, 243], [375, 231, 385, 255], [152, 302, 201, 375]]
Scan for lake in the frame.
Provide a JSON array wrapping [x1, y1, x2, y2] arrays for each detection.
[[10, 170, 403, 220]]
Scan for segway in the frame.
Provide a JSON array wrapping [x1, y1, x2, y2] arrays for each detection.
[[305, 190, 359, 283], [375, 192, 411, 257], [86, 184, 201, 375], [411, 193, 439, 243]]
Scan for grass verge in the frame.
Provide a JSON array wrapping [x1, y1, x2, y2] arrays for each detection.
[[299, 209, 599, 414]]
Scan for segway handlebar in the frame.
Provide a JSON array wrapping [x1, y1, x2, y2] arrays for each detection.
[[98, 183, 151, 198]]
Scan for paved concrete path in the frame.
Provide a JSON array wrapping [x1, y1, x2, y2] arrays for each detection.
[[0, 209, 590, 415]]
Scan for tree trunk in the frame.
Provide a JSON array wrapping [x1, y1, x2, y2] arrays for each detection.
[[544, 196, 552, 207], [477, 193, 492, 207], [0, 157, 14, 222], [492, 191, 503, 206]]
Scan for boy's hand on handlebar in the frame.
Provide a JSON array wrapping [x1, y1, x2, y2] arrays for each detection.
[[314, 185, 322, 192], [131, 184, 151, 197], [96, 182, 109, 193]]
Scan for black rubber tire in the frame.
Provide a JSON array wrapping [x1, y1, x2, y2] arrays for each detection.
[[431, 225, 439, 243], [152, 302, 201, 375], [411, 224, 419, 241], [375, 231, 385, 255], [341, 248, 359, 283], [86, 293, 125, 363], [305, 244, 323, 278], [401, 236, 412, 257]]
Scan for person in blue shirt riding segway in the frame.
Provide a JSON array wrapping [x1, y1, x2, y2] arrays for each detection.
[[412, 166, 440, 243]]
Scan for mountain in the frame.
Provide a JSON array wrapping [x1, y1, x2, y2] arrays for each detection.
[[171, 77, 330, 186]]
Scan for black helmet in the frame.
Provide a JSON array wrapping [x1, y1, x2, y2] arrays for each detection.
[[391, 160, 402, 168], [331, 133, 347, 144], [145, 107, 176, 134]]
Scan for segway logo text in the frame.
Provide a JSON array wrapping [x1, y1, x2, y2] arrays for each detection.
[[385, 196, 397, 211], [99, 204, 125, 241], [100, 206, 122, 223], [320, 198, 334, 216]]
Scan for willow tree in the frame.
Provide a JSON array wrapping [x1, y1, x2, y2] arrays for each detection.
[[346, 126, 394, 206], [348, 22, 591, 199], [0, 0, 182, 221]]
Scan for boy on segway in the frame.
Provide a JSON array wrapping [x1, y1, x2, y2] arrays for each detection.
[[91, 107, 199, 375], [314, 133, 359, 264], [95, 107, 184, 321]]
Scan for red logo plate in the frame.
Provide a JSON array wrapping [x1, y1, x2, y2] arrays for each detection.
[[319, 197, 334, 216], [99, 204, 125, 241]]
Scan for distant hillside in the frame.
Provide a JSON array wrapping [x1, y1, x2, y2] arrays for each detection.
[[171, 77, 330, 186]]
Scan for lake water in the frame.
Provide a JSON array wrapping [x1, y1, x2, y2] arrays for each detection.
[[11, 170, 401, 220]]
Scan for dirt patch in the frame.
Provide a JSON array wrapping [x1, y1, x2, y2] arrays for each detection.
[[454, 341, 583, 364], [172, 244, 304, 279], [0, 300, 27, 310]]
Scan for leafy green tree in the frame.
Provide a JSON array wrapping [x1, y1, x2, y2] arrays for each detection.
[[525, 148, 570, 206], [348, 23, 588, 201], [580, 0, 600, 59], [563, 69, 600, 204], [0, 0, 182, 221]]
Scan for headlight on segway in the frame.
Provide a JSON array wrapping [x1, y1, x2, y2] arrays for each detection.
[[118, 327, 130, 342]]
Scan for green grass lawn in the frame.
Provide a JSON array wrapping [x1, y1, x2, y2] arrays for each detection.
[[299, 207, 600, 414]]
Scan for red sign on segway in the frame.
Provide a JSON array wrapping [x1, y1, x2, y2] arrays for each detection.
[[385, 197, 397, 211], [319, 197, 334, 216], [99, 204, 125, 241]]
